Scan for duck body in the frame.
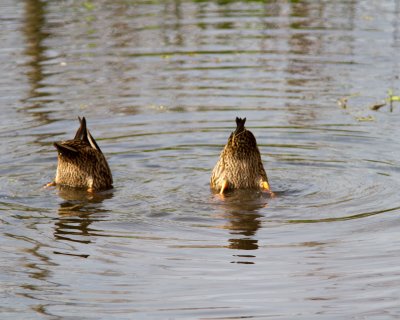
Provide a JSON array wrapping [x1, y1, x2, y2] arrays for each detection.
[[51, 117, 113, 192], [211, 117, 271, 194]]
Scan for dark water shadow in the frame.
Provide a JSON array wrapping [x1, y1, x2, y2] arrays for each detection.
[[21, 0, 54, 127], [212, 189, 272, 264], [53, 186, 114, 258]]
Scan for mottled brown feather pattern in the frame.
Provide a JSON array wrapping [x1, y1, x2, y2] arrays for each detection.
[[210, 117, 269, 192], [53, 117, 113, 191]]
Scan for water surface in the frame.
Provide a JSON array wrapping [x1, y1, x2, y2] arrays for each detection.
[[1, 0, 400, 319]]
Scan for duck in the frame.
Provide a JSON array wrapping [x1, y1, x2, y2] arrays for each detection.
[[46, 117, 113, 192], [210, 117, 272, 195]]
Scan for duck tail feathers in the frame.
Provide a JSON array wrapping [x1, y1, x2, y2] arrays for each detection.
[[235, 117, 246, 134]]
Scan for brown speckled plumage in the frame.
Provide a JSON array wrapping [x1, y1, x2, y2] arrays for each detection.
[[210, 117, 270, 193], [52, 117, 113, 191]]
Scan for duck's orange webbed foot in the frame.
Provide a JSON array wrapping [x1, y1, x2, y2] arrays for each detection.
[[44, 181, 56, 188], [213, 180, 229, 200], [261, 181, 275, 198], [220, 180, 229, 195]]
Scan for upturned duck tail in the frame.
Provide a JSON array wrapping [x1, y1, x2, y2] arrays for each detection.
[[74, 116, 87, 140], [234, 117, 246, 135], [74, 116, 102, 152]]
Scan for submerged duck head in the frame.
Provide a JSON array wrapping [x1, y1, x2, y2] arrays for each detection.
[[52, 117, 113, 192], [211, 117, 271, 194]]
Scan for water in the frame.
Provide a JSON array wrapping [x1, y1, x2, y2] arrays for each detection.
[[1, 0, 400, 318]]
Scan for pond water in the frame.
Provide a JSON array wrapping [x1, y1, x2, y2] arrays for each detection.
[[1, 0, 400, 319]]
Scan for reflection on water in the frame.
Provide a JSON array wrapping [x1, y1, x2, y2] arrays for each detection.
[[56, 185, 114, 203], [216, 190, 268, 252], [23, 0, 47, 97], [226, 211, 261, 250], [2, 0, 400, 319], [53, 186, 113, 256], [22, 0, 52, 128]]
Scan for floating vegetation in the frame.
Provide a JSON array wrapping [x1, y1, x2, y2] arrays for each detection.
[[386, 89, 400, 112], [336, 93, 376, 121], [339, 89, 400, 122], [83, 2, 95, 10], [370, 101, 386, 111], [337, 93, 360, 110], [337, 97, 348, 109], [369, 89, 400, 112], [355, 115, 375, 122]]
